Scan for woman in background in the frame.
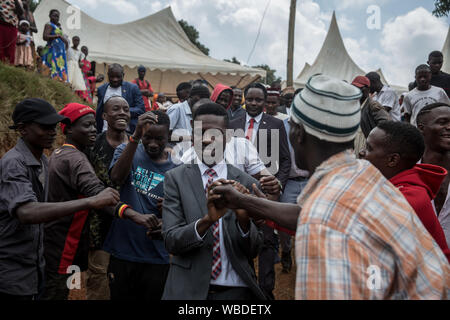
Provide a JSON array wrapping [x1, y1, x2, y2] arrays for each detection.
[[67, 35, 87, 93], [41, 9, 68, 82]]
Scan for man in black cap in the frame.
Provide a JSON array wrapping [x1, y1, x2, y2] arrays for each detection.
[[0, 98, 121, 300]]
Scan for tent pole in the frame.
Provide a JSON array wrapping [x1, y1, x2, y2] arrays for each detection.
[[235, 75, 247, 88], [286, 0, 296, 87], [158, 70, 164, 93], [199, 74, 213, 90]]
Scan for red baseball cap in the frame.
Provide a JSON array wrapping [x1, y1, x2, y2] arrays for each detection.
[[351, 76, 371, 88], [59, 103, 96, 134]]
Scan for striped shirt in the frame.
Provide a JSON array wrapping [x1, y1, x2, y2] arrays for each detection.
[[295, 150, 450, 300]]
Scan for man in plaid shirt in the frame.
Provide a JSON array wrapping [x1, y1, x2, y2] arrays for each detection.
[[212, 74, 449, 299]]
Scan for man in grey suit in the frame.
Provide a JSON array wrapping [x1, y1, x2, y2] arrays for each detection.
[[162, 103, 266, 300]]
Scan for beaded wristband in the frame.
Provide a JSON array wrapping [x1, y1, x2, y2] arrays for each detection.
[[129, 135, 140, 144]]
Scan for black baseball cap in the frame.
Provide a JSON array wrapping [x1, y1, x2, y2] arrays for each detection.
[[9, 98, 69, 129]]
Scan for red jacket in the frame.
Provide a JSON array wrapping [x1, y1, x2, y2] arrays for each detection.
[[132, 79, 154, 111], [390, 164, 450, 263], [211, 83, 233, 109]]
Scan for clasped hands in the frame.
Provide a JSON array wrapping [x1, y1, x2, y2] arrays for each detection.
[[205, 175, 281, 228]]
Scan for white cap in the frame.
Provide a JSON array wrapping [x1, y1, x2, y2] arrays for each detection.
[[290, 74, 362, 143]]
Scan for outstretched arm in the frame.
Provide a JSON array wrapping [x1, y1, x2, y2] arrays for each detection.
[[16, 188, 119, 224], [212, 183, 301, 231]]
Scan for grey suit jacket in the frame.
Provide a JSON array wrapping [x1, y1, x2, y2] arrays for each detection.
[[162, 163, 266, 300]]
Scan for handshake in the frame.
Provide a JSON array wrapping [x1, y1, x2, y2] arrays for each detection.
[[205, 175, 281, 224]]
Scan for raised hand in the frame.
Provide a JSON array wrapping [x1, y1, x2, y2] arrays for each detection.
[[89, 188, 120, 209], [133, 112, 158, 140]]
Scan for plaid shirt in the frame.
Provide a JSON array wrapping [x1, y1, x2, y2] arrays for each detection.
[[295, 150, 450, 300]]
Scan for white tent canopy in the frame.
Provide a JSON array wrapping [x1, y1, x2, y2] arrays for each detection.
[[442, 26, 450, 74], [293, 12, 406, 94], [34, 0, 265, 95]]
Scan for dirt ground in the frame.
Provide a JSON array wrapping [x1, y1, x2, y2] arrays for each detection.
[[69, 251, 296, 301]]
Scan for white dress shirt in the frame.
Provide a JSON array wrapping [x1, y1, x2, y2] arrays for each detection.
[[245, 112, 263, 144], [178, 137, 266, 176], [194, 159, 249, 287]]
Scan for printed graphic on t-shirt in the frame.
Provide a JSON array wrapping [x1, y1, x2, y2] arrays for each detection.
[[131, 166, 164, 200]]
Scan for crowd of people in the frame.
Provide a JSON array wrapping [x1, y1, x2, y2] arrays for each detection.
[[1, 2, 450, 301]]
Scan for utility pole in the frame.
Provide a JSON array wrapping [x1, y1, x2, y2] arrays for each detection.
[[286, 0, 296, 87]]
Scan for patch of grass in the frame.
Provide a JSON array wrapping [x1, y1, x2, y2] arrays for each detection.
[[0, 62, 92, 156]]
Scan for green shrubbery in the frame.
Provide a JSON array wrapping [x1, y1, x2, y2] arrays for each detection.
[[0, 62, 89, 156]]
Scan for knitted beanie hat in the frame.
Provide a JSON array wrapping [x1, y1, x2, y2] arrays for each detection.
[[291, 74, 362, 143]]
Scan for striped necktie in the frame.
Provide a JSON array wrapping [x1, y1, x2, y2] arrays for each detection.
[[205, 168, 222, 280]]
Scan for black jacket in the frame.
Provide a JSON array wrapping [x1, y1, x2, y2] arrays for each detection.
[[360, 98, 391, 138], [229, 113, 291, 188]]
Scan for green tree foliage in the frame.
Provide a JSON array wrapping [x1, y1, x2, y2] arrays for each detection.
[[433, 0, 450, 17], [0, 62, 86, 156], [252, 64, 281, 85], [223, 57, 241, 65], [178, 19, 210, 56]]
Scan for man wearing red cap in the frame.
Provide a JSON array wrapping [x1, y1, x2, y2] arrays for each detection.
[[42, 103, 160, 300], [351, 76, 390, 154]]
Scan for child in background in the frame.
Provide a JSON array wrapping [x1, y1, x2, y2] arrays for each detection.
[[15, 20, 34, 69]]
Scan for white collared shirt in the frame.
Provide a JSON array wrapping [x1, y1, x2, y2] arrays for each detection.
[[178, 137, 266, 176], [245, 112, 263, 144], [286, 107, 291, 117], [194, 159, 248, 288]]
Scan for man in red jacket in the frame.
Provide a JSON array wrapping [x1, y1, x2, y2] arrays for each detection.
[[360, 121, 450, 262], [132, 66, 154, 111]]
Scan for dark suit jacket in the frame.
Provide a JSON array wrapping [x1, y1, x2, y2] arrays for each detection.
[[96, 81, 145, 133], [227, 106, 246, 121], [162, 164, 266, 300], [229, 113, 291, 188], [276, 105, 287, 115]]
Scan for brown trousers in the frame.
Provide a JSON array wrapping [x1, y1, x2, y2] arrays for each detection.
[[86, 250, 110, 300]]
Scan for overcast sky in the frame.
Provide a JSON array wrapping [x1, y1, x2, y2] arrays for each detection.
[[66, 0, 449, 87]]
